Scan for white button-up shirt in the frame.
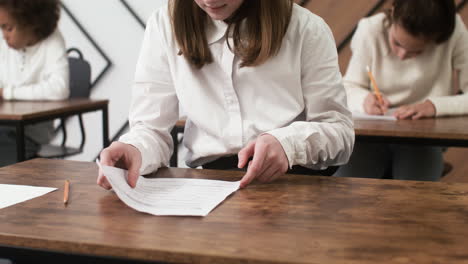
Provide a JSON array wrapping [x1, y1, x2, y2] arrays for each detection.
[[120, 4, 354, 174]]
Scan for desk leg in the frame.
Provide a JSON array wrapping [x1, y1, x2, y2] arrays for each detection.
[[102, 105, 110, 148], [16, 123, 25, 162]]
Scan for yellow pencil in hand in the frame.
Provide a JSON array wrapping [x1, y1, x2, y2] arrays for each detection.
[[366, 65, 384, 106]]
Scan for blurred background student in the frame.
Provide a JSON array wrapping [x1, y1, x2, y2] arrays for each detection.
[[336, 0, 468, 181], [0, 0, 69, 167]]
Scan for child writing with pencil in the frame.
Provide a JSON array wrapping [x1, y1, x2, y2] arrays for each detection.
[[97, 0, 354, 189], [335, 0, 468, 181], [0, 0, 69, 167]]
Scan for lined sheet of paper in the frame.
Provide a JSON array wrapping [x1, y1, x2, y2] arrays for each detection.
[[0, 184, 57, 209], [353, 109, 397, 121], [100, 165, 240, 216]]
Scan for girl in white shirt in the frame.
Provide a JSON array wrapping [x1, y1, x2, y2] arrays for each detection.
[[98, 0, 354, 189], [0, 0, 69, 166], [336, 0, 468, 181]]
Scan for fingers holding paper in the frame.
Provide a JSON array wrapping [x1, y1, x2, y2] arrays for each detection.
[[98, 142, 142, 190], [364, 92, 390, 115], [238, 134, 289, 188]]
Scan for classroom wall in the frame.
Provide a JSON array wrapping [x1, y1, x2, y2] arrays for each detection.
[[57, 0, 167, 162]]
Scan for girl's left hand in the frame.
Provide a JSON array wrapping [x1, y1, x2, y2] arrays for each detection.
[[237, 134, 289, 188], [393, 100, 436, 120]]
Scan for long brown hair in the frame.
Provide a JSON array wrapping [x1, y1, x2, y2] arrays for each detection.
[[169, 0, 293, 69]]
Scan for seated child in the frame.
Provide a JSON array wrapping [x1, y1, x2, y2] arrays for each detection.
[[336, 0, 468, 181], [0, 0, 69, 166]]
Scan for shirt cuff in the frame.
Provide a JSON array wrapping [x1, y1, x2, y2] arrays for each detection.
[[119, 134, 160, 175], [428, 97, 462, 117], [3, 85, 14, 100], [264, 127, 298, 169], [347, 91, 368, 113]]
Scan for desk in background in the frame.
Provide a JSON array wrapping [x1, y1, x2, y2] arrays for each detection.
[[0, 158, 467, 264], [170, 116, 468, 167], [0, 99, 109, 161], [354, 115, 468, 147]]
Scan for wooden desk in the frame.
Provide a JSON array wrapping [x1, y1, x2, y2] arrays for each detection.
[[1, 159, 467, 264], [354, 115, 468, 147], [170, 116, 468, 166], [0, 99, 109, 161]]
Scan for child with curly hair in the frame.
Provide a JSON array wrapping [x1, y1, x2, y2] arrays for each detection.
[[0, 0, 69, 166]]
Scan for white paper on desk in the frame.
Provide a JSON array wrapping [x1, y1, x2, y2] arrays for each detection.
[[0, 184, 57, 209], [352, 109, 397, 121], [101, 165, 240, 216]]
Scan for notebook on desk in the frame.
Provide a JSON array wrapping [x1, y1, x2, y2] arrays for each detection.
[[352, 109, 397, 121]]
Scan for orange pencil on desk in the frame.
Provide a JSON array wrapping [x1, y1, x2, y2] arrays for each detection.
[[63, 180, 70, 204], [366, 65, 385, 106]]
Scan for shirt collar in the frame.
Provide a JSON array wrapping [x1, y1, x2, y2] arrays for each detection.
[[13, 40, 40, 56], [206, 19, 228, 45]]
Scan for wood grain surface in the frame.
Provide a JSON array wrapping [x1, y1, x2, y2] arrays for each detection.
[[354, 115, 468, 141], [0, 99, 108, 121], [1, 159, 467, 263]]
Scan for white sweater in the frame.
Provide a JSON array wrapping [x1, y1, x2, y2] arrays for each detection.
[[344, 14, 468, 116], [0, 30, 70, 143]]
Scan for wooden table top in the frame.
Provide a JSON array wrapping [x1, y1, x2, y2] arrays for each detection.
[[354, 115, 468, 141], [174, 116, 468, 146], [0, 159, 467, 264], [0, 99, 108, 121]]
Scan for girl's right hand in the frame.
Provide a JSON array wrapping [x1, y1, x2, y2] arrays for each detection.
[[363, 92, 390, 115], [97, 142, 142, 190]]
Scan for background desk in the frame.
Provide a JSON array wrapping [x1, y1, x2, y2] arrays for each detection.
[[170, 116, 468, 167], [0, 99, 109, 161], [0, 159, 467, 264], [354, 115, 468, 147]]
